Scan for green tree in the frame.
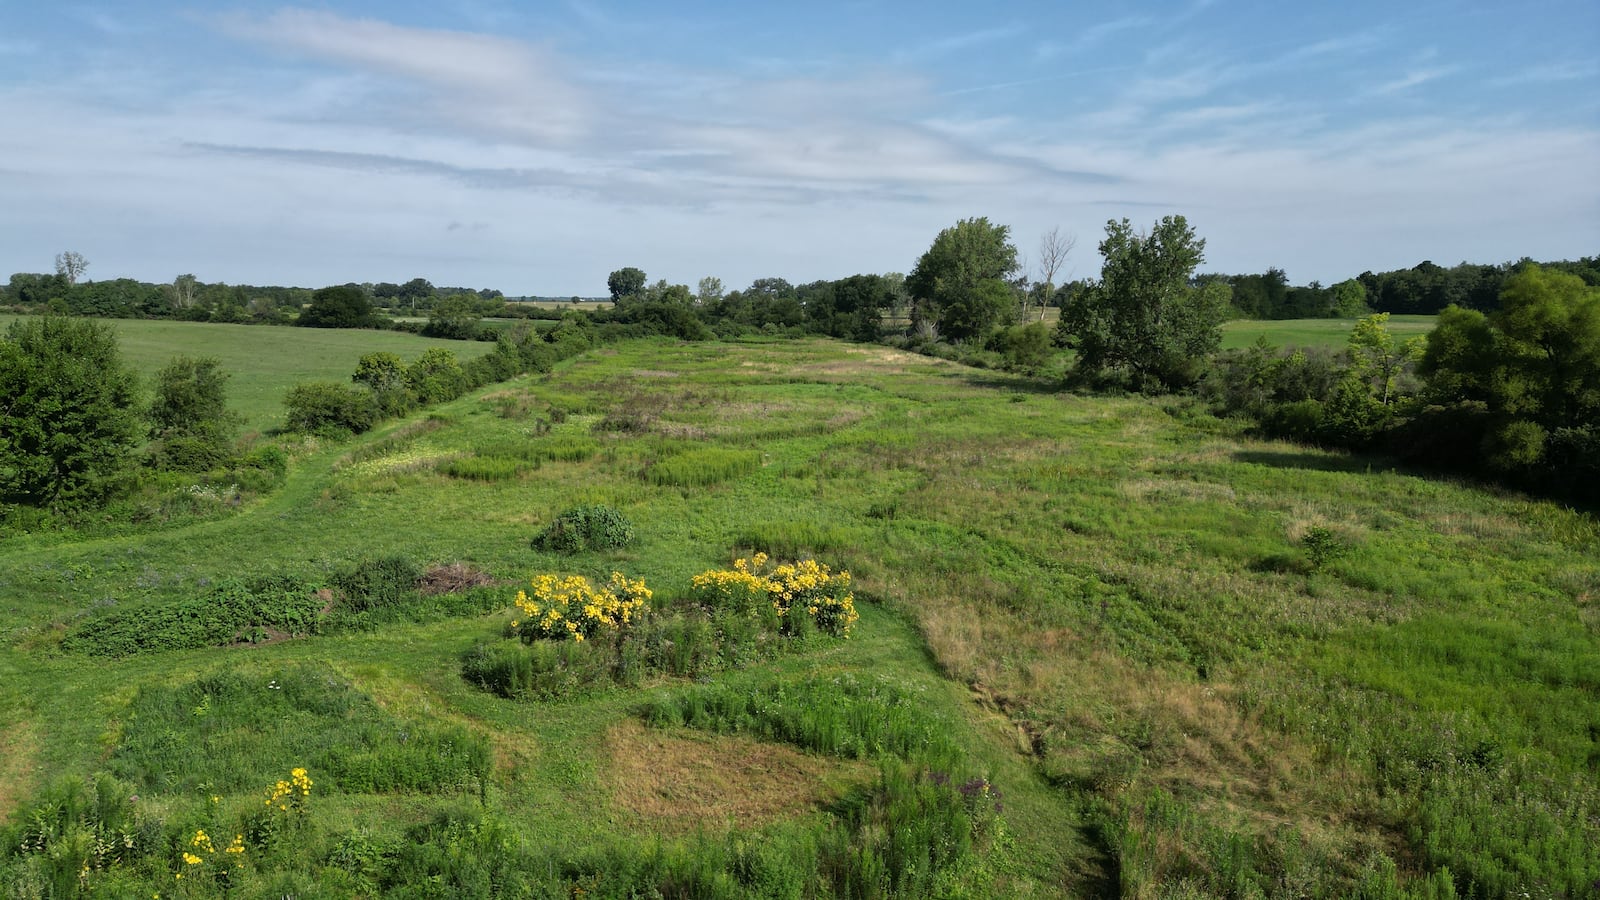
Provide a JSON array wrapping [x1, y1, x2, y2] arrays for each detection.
[[353, 352, 415, 417], [906, 217, 1019, 341], [1420, 265, 1600, 471], [0, 317, 140, 506], [1330, 279, 1370, 318], [422, 295, 482, 340], [607, 267, 647, 302], [297, 285, 378, 328], [407, 348, 468, 405], [1057, 215, 1228, 389]]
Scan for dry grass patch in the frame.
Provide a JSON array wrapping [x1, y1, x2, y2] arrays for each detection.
[[0, 720, 41, 821], [606, 720, 870, 832]]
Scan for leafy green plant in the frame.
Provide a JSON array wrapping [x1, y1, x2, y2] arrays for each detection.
[[61, 574, 323, 657], [531, 504, 635, 553]]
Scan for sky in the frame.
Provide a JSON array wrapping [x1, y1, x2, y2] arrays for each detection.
[[1, 1, 1597, 296]]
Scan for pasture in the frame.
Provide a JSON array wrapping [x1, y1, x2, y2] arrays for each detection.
[[0, 331, 1594, 896]]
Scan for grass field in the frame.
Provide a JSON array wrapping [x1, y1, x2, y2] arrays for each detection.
[[0, 315, 495, 435], [1221, 314, 1436, 349], [0, 332, 1594, 896]]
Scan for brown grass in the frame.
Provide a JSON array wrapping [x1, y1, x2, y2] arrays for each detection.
[[0, 720, 40, 821], [606, 720, 871, 832]]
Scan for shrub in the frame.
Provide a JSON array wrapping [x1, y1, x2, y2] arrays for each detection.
[[511, 572, 651, 642], [531, 504, 634, 553], [691, 553, 859, 637], [333, 555, 422, 612], [283, 381, 376, 435]]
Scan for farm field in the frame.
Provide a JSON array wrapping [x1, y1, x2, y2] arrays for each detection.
[[0, 315, 496, 435], [0, 334, 1596, 896]]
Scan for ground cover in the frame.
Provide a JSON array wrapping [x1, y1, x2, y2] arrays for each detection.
[[0, 335, 1594, 897]]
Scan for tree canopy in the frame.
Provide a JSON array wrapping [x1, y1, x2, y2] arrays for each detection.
[[0, 317, 141, 506], [1058, 215, 1229, 390], [906, 217, 1018, 341], [607, 267, 647, 302], [297, 285, 378, 328]]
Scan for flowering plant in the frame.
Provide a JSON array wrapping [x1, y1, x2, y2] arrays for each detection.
[[692, 554, 858, 637], [512, 572, 651, 642]]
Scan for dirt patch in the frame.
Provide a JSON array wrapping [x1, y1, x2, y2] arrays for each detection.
[[631, 369, 680, 378], [607, 720, 870, 831], [0, 720, 41, 821]]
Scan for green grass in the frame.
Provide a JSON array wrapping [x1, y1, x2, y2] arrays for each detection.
[[1, 334, 1595, 897], [1221, 314, 1436, 349], [0, 315, 496, 435]]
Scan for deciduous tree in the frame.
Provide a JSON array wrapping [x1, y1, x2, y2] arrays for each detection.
[[1057, 215, 1228, 389], [0, 317, 139, 506], [906, 217, 1019, 341]]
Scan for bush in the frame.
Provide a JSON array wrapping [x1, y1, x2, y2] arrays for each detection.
[[333, 555, 422, 612], [511, 572, 651, 642], [690, 554, 859, 637], [284, 381, 376, 435], [532, 504, 635, 553]]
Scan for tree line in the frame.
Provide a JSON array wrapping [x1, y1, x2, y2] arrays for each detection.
[[4, 224, 1595, 517]]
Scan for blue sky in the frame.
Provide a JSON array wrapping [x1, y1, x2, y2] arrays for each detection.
[[2, 1, 1596, 295]]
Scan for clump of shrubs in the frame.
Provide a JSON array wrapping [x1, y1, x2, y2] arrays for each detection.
[[531, 504, 635, 554], [464, 556, 859, 700]]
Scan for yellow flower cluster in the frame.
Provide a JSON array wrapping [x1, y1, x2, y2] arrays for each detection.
[[177, 829, 244, 877], [264, 767, 313, 812], [513, 572, 652, 642], [692, 555, 859, 637]]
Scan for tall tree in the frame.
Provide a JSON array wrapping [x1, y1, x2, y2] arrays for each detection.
[[297, 285, 378, 328], [906, 217, 1019, 341], [607, 267, 647, 302], [0, 317, 140, 507], [1057, 215, 1228, 389], [1032, 226, 1076, 322], [54, 251, 88, 286]]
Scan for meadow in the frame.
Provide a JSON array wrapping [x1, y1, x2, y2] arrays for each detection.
[[1220, 315, 1435, 350], [0, 315, 495, 435], [0, 326, 1594, 897]]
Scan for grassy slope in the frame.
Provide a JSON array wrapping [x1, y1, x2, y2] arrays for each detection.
[[0, 315, 496, 435], [0, 336, 1594, 895]]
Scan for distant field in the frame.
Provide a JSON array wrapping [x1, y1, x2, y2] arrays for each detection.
[[1222, 314, 1436, 349], [0, 315, 495, 434]]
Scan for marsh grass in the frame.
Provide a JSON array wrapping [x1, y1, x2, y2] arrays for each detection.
[[644, 447, 760, 486]]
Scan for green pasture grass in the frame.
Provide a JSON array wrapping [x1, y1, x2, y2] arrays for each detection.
[[0, 314, 495, 435], [1, 335, 1596, 896], [1221, 314, 1436, 349]]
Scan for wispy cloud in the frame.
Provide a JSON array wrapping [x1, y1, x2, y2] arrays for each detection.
[[1371, 65, 1458, 95], [1035, 15, 1151, 61], [1488, 60, 1599, 87]]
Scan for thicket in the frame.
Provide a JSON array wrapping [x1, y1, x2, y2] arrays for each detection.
[[1207, 267, 1600, 506], [531, 504, 635, 553]]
